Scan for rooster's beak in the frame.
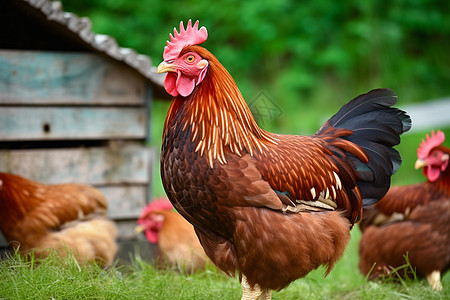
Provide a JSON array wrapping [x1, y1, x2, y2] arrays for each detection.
[[415, 159, 427, 169], [134, 225, 145, 234], [156, 61, 176, 73]]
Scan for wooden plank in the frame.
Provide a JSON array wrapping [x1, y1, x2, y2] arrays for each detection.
[[0, 50, 146, 105], [0, 145, 155, 185], [100, 185, 148, 220], [0, 107, 147, 141]]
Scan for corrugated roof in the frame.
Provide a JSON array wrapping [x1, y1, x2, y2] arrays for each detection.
[[21, 0, 166, 93]]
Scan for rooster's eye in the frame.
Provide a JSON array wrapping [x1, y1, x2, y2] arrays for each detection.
[[186, 55, 195, 63]]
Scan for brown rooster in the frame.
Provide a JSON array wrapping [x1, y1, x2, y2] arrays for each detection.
[[157, 20, 411, 299], [359, 130, 450, 290], [136, 197, 208, 273], [0, 172, 118, 266]]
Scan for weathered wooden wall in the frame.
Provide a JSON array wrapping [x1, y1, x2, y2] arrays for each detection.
[[0, 50, 147, 105], [0, 107, 147, 140], [0, 49, 155, 258]]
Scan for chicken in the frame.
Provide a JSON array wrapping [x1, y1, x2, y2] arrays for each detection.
[[136, 197, 208, 273], [0, 172, 118, 266], [359, 199, 449, 290], [156, 20, 411, 299], [360, 130, 450, 230], [358, 130, 450, 290]]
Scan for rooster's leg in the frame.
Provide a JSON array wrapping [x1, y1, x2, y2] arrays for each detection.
[[426, 270, 443, 291], [241, 275, 271, 300]]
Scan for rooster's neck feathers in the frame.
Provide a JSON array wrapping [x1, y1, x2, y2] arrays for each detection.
[[164, 46, 278, 167]]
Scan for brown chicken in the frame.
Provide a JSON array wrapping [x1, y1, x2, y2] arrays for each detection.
[[136, 197, 208, 273], [157, 20, 411, 299], [359, 130, 450, 290], [0, 172, 118, 266]]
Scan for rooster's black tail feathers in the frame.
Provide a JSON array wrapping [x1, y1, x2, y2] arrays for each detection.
[[319, 89, 411, 207]]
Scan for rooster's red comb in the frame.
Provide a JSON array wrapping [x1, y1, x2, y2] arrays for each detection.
[[163, 20, 208, 61], [417, 130, 446, 159]]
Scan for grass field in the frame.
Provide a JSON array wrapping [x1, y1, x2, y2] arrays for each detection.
[[1, 230, 448, 299]]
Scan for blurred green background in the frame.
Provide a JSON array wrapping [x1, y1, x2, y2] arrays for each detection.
[[61, 0, 450, 194]]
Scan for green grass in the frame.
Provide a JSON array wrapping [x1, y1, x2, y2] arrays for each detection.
[[1, 232, 448, 299]]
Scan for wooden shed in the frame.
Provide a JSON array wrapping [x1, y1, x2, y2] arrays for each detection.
[[0, 0, 169, 261]]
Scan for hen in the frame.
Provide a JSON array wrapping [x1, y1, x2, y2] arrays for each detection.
[[359, 130, 450, 290], [157, 20, 411, 299], [0, 172, 118, 266], [136, 197, 208, 273]]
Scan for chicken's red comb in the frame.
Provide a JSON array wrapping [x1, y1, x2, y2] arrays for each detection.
[[163, 19, 208, 61], [417, 130, 446, 159], [139, 197, 173, 218]]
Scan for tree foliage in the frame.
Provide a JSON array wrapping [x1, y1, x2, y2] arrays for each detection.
[[62, 0, 450, 129]]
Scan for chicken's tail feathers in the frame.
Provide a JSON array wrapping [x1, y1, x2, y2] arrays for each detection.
[[316, 89, 412, 208]]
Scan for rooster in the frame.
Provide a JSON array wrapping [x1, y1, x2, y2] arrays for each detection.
[[359, 130, 450, 290], [157, 20, 411, 299], [0, 172, 118, 266], [136, 197, 208, 273]]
